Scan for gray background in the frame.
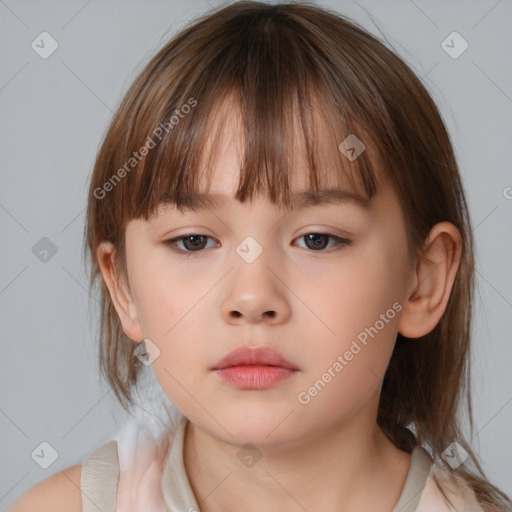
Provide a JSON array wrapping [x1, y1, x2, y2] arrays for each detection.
[[1, 0, 511, 506]]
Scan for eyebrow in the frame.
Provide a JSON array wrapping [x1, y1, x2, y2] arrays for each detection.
[[171, 188, 372, 212]]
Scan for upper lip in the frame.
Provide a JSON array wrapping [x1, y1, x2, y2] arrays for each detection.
[[212, 345, 299, 370]]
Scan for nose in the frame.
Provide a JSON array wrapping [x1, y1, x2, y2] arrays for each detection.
[[220, 260, 291, 326], [230, 308, 276, 321]]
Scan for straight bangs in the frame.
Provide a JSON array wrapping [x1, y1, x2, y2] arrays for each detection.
[[89, 4, 422, 275], [122, 36, 386, 215]]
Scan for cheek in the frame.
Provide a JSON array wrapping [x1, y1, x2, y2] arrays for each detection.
[[127, 250, 207, 364], [302, 230, 408, 373], [293, 246, 407, 420], [302, 247, 405, 338]]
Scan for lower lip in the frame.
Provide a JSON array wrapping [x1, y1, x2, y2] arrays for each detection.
[[214, 365, 297, 389]]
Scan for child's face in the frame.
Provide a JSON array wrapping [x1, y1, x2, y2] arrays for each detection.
[[117, 115, 415, 447]]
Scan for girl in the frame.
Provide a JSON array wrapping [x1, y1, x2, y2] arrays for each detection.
[[10, 1, 511, 511]]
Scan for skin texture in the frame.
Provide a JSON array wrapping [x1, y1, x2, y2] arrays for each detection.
[[8, 464, 82, 512], [97, 105, 462, 511]]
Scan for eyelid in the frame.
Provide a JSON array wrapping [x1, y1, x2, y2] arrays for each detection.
[[162, 231, 352, 255], [162, 233, 219, 256], [294, 233, 352, 251]]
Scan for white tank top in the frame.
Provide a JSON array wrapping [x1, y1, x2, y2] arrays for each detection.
[[80, 411, 485, 512]]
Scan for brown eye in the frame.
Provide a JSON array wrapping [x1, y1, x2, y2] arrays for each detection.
[[164, 234, 216, 254], [163, 232, 351, 256], [296, 233, 351, 252], [180, 235, 209, 251]]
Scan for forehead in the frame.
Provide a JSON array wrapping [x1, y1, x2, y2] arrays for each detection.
[[162, 188, 373, 216], [182, 95, 371, 210], [142, 88, 391, 224]]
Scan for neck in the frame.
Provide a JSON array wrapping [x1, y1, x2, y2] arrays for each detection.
[[182, 396, 412, 512]]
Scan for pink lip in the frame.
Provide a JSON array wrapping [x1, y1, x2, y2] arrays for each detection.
[[212, 346, 298, 370], [212, 346, 299, 390]]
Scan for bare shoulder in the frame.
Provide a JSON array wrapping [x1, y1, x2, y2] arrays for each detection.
[[422, 466, 486, 512], [7, 464, 82, 512]]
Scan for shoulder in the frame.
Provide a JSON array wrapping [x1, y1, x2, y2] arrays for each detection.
[[8, 439, 120, 512], [418, 465, 486, 512], [7, 464, 82, 512]]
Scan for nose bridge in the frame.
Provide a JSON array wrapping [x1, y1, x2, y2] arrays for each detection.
[[221, 228, 289, 324], [224, 198, 279, 262], [233, 230, 280, 292]]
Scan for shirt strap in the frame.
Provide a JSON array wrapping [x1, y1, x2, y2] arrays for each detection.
[[81, 440, 120, 512], [393, 445, 433, 512]]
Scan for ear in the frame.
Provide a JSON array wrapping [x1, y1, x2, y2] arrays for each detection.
[[96, 241, 145, 342], [398, 222, 462, 338]]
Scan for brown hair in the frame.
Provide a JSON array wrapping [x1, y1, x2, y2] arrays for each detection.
[[83, 1, 511, 510]]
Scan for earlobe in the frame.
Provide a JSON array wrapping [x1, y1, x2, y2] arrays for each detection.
[[96, 242, 145, 342], [398, 222, 462, 339]]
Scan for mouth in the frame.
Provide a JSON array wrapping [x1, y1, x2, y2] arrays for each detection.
[[211, 345, 299, 390], [212, 345, 298, 370]]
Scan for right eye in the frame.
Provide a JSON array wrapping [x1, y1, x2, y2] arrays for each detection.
[[163, 234, 218, 255]]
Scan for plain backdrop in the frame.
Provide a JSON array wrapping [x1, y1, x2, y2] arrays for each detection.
[[1, 0, 511, 506]]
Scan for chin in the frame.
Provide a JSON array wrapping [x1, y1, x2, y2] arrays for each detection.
[[203, 403, 303, 448]]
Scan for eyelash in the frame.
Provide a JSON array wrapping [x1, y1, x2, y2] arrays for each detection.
[[163, 232, 352, 256]]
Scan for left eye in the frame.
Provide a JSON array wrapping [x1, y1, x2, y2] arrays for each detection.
[[295, 233, 351, 251], [163, 233, 351, 255]]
